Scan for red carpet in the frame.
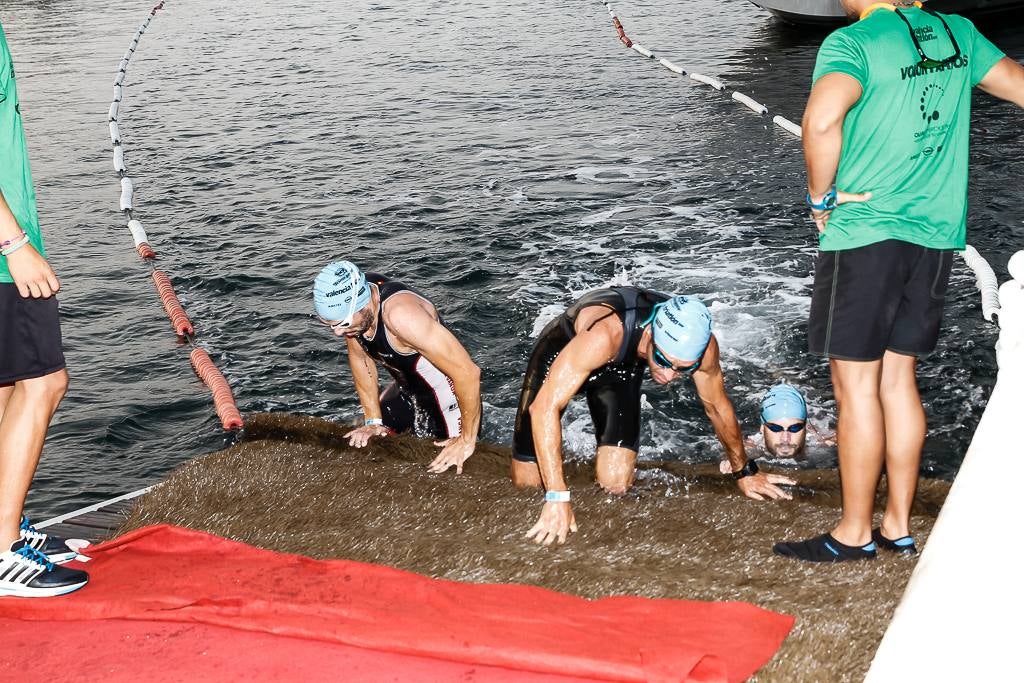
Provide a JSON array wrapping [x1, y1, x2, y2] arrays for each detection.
[[0, 618, 598, 682], [0, 525, 793, 682]]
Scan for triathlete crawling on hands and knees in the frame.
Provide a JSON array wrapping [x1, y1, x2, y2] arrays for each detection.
[[511, 288, 796, 545]]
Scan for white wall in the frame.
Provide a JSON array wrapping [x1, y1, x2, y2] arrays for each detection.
[[866, 250, 1024, 682]]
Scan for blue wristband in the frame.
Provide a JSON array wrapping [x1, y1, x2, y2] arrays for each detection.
[[365, 418, 384, 426], [806, 188, 837, 211], [544, 490, 570, 503]]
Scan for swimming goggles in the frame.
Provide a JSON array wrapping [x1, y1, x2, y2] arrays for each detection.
[[317, 315, 355, 331], [652, 345, 703, 375], [764, 422, 806, 434], [894, 7, 961, 70]]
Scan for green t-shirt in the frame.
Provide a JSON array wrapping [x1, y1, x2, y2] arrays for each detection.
[[812, 7, 1004, 252], [0, 20, 44, 283]]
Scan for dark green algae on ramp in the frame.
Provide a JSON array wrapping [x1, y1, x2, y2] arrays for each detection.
[[119, 412, 950, 682]]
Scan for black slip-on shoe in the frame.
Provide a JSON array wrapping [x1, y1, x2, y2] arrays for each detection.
[[872, 528, 918, 556], [773, 532, 877, 563]]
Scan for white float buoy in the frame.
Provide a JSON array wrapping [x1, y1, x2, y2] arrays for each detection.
[[127, 219, 149, 248], [113, 85, 123, 102], [772, 115, 802, 138], [119, 177, 134, 211], [689, 73, 725, 91], [113, 146, 126, 174], [732, 91, 768, 115], [658, 58, 684, 75], [109, 102, 119, 122], [114, 71, 125, 86], [961, 245, 1002, 321], [109, 121, 120, 145], [119, 59, 129, 73], [631, 43, 653, 58]]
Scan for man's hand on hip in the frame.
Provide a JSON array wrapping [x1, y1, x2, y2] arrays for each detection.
[[810, 190, 872, 234]]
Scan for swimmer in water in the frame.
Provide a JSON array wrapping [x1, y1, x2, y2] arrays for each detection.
[[313, 261, 481, 474], [511, 288, 797, 545], [719, 384, 836, 473]]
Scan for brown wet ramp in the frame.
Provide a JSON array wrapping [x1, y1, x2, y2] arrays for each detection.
[[120, 412, 950, 682]]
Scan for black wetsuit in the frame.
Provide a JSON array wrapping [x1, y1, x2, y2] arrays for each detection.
[[512, 287, 669, 462], [356, 273, 462, 440]]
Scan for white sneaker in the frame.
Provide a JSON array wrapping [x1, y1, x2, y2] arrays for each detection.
[[19, 516, 77, 564], [0, 541, 89, 598]]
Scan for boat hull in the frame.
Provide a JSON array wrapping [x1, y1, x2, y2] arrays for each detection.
[[749, 0, 1024, 24]]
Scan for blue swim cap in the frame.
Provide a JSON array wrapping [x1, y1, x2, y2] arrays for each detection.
[[760, 384, 807, 423], [313, 261, 372, 322], [651, 296, 712, 363]]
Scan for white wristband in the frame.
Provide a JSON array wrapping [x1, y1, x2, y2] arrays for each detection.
[[544, 490, 570, 503], [1, 234, 31, 257], [364, 418, 384, 426]]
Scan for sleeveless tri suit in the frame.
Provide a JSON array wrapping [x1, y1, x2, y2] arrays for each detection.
[[512, 286, 669, 462], [356, 273, 462, 440]]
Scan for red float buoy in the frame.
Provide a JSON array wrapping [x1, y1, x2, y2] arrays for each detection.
[[190, 348, 244, 431], [151, 270, 194, 337]]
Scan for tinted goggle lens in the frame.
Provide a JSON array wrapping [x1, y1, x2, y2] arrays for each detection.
[[653, 346, 701, 375], [764, 422, 805, 434]]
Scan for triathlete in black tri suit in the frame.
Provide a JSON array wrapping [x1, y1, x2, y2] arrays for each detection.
[[512, 287, 796, 545], [313, 261, 481, 474]]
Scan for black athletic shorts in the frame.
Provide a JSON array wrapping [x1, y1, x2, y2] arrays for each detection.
[[0, 283, 66, 385], [379, 382, 456, 440], [512, 317, 644, 463], [808, 239, 953, 361]]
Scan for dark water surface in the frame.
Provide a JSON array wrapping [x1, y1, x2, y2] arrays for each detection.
[[2, 0, 1021, 518]]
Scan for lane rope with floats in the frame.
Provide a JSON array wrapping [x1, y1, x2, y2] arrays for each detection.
[[108, 1, 244, 432], [600, 0, 804, 137], [599, 1, 1001, 322]]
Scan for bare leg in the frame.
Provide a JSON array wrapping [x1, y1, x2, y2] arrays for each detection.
[[0, 384, 13, 427], [510, 458, 543, 488], [830, 358, 884, 547], [0, 370, 69, 548], [878, 351, 924, 539], [595, 446, 637, 494]]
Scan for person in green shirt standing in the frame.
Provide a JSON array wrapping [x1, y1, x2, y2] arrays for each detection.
[[774, 0, 1024, 562], [0, 20, 88, 595]]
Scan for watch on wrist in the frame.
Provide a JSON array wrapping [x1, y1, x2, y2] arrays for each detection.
[[732, 459, 760, 481], [805, 187, 838, 212]]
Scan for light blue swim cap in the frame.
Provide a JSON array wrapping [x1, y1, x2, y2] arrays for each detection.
[[760, 384, 807, 423], [313, 261, 372, 322], [651, 296, 713, 363]]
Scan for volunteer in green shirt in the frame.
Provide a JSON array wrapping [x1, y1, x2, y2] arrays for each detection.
[[0, 19, 88, 596], [774, 0, 1024, 563]]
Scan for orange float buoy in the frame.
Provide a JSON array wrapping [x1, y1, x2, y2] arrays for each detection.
[[151, 270, 194, 337], [190, 348, 244, 431]]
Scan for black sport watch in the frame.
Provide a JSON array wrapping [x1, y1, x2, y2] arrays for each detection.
[[732, 459, 759, 481]]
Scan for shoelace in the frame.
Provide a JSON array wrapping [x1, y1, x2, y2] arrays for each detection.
[[19, 516, 46, 543], [13, 544, 55, 572]]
